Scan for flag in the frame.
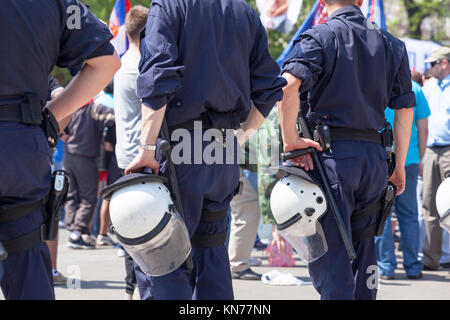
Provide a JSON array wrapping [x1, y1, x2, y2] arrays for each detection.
[[276, 0, 327, 65], [277, 0, 386, 66], [109, 0, 131, 57], [361, 0, 386, 31]]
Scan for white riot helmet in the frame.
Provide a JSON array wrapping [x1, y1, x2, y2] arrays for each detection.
[[436, 172, 450, 233], [101, 173, 191, 277], [270, 174, 328, 262]]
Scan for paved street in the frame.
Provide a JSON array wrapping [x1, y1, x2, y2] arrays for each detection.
[[2, 227, 449, 300]]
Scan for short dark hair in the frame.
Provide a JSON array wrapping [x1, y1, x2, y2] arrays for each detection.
[[125, 5, 149, 43]]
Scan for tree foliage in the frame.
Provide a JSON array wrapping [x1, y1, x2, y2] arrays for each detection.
[[402, 0, 447, 39]]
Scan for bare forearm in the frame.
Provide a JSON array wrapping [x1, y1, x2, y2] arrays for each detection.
[[393, 108, 414, 166], [416, 118, 428, 163], [141, 105, 166, 145], [47, 52, 121, 122], [278, 72, 302, 147], [236, 105, 265, 144]]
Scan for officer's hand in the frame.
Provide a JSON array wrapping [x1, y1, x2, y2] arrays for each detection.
[[284, 138, 322, 171], [389, 165, 406, 196], [125, 150, 160, 175]]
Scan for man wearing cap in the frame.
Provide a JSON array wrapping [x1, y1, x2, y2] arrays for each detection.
[[421, 47, 450, 271]]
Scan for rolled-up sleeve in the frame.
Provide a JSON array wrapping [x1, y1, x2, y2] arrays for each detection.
[[249, 15, 287, 118], [282, 29, 323, 94], [389, 45, 416, 109], [58, 0, 114, 76], [137, 1, 185, 111]]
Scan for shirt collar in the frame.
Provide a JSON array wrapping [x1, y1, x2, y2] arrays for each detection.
[[328, 5, 363, 20], [438, 74, 450, 90]]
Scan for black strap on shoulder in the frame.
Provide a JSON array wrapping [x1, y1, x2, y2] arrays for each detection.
[[2, 224, 47, 255], [190, 231, 228, 248], [352, 224, 377, 243], [200, 208, 229, 223], [0, 201, 43, 224]]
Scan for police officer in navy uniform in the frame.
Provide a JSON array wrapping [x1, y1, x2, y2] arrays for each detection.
[[0, 1, 121, 299], [278, 0, 415, 299], [125, 0, 286, 300]]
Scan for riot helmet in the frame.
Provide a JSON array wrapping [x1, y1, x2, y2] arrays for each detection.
[[436, 172, 450, 233], [270, 174, 328, 262], [101, 173, 191, 277]]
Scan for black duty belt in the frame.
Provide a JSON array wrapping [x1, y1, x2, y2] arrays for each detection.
[[191, 208, 229, 248], [168, 111, 241, 135], [0, 93, 43, 125], [330, 127, 383, 145]]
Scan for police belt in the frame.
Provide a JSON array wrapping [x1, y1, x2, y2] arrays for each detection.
[[168, 111, 241, 135], [0, 201, 47, 255], [190, 208, 228, 248], [329, 127, 384, 146], [0, 94, 43, 125]]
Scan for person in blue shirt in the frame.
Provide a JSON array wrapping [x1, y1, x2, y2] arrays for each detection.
[[278, 0, 415, 299], [375, 81, 430, 280], [421, 47, 450, 271], [0, 0, 121, 300], [125, 0, 286, 300]]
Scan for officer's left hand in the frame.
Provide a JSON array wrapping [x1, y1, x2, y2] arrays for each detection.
[[284, 137, 322, 171], [125, 150, 160, 175]]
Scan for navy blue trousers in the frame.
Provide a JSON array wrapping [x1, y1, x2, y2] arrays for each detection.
[[134, 135, 240, 300], [307, 141, 389, 300], [0, 122, 54, 300]]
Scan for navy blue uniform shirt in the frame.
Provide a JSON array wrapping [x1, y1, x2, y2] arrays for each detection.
[[137, 0, 286, 126], [0, 0, 114, 108], [282, 5, 415, 131]]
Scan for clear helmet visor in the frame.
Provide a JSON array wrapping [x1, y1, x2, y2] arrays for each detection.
[[120, 212, 191, 277], [440, 209, 450, 233], [277, 219, 328, 263]]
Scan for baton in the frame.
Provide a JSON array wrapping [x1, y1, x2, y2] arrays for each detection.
[[281, 116, 356, 260], [0, 240, 7, 261], [160, 119, 194, 271]]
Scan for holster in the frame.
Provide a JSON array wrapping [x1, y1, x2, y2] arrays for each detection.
[[375, 182, 397, 237], [351, 182, 397, 242], [41, 108, 60, 149], [387, 152, 396, 178], [46, 170, 70, 241]]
